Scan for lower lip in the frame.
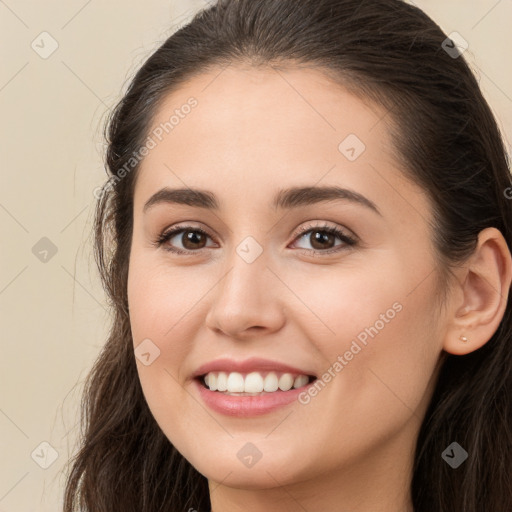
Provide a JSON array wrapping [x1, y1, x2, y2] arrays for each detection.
[[194, 379, 313, 417]]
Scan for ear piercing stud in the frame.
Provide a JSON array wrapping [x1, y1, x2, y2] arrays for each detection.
[[459, 335, 469, 343]]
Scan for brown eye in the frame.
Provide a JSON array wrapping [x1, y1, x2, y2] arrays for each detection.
[[180, 230, 208, 250], [308, 230, 337, 250], [155, 226, 216, 254], [291, 224, 356, 254]]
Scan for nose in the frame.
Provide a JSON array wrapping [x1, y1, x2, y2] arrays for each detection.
[[204, 249, 286, 339]]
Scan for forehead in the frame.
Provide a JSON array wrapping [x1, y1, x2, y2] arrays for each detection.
[[134, 64, 428, 220], [144, 64, 390, 164]]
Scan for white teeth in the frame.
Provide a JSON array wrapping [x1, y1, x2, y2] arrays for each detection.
[[208, 373, 217, 391], [244, 372, 264, 393], [293, 375, 309, 389], [226, 372, 245, 392], [202, 371, 312, 393], [263, 372, 279, 392], [217, 372, 228, 392], [278, 373, 294, 391]]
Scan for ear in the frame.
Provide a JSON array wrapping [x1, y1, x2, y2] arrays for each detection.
[[443, 227, 512, 355]]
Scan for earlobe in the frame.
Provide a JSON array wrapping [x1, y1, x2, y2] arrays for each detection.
[[443, 227, 512, 356]]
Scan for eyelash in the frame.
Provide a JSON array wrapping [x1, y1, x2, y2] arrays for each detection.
[[153, 222, 358, 257]]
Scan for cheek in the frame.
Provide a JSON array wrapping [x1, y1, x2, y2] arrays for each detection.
[[127, 261, 208, 456], [127, 254, 219, 412], [127, 256, 210, 345], [285, 258, 412, 354], [287, 256, 442, 422]]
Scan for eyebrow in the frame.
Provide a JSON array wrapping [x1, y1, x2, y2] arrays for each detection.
[[143, 185, 381, 216]]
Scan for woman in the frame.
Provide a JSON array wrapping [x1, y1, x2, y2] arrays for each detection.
[[63, 0, 512, 510]]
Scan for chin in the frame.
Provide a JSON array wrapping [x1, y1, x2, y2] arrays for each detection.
[[187, 448, 311, 490]]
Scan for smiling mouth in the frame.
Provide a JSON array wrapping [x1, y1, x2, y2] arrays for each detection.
[[196, 371, 317, 395]]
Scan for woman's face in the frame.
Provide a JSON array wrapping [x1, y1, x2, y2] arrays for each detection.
[[127, 65, 448, 493]]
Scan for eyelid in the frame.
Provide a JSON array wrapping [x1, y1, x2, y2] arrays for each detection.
[[153, 223, 217, 253], [155, 220, 358, 255], [292, 221, 356, 240], [288, 222, 358, 251]]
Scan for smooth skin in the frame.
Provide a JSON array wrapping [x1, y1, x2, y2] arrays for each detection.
[[127, 64, 512, 512]]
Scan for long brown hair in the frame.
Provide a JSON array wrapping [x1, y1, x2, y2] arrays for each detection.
[[63, 1, 512, 510]]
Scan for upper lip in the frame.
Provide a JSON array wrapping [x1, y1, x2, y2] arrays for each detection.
[[192, 357, 317, 379]]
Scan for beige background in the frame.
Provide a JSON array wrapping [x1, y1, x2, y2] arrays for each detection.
[[1, 1, 511, 510]]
